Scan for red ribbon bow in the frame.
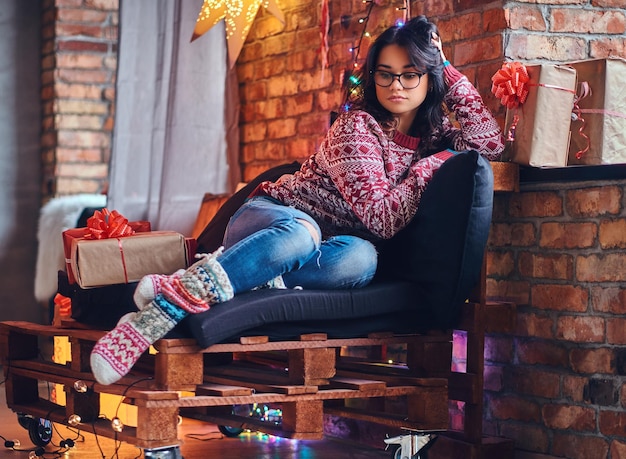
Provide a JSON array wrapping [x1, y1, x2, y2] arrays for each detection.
[[491, 61, 530, 109], [84, 208, 135, 240]]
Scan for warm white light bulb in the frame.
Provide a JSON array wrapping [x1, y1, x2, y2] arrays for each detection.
[[67, 414, 82, 426], [73, 380, 88, 393], [111, 417, 124, 433]]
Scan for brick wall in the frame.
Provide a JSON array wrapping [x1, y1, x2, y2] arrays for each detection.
[[486, 3, 626, 458], [236, 0, 507, 181], [485, 181, 626, 458], [41, 0, 118, 199]]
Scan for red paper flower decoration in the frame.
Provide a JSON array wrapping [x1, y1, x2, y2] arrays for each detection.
[[84, 208, 135, 240], [491, 61, 530, 109]]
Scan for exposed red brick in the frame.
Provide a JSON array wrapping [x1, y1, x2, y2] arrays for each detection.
[[566, 186, 622, 218], [590, 37, 626, 58], [550, 8, 626, 34], [484, 365, 504, 392], [516, 339, 569, 367], [487, 395, 541, 422], [552, 432, 609, 459], [607, 318, 626, 345], [599, 218, 626, 249], [56, 39, 109, 53], [486, 279, 531, 305], [556, 316, 605, 343], [499, 423, 550, 454], [577, 254, 626, 282], [539, 222, 597, 249], [519, 252, 573, 280], [506, 5, 547, 31], [563, 375, 588, 403], [531, 284, 588, 312], [611, 440, 626, 459], [485, 336, 513, 363], [267, 118, 297, 139], [600, 410, 626, 437], [543, 404, 596, 431], [486, 250, 515, 277], [489, 222, 536, 247], [505, 367, 561, 398], [570, 348, 614, 374], [591, 287, 626, 314], [453, 35, 502, 66], [509, 192, 563, 218], [515, 311, 554, 339], [507, 33, 587, 61]]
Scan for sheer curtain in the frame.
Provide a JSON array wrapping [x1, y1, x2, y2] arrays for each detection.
[[108, 0, 240, 236]]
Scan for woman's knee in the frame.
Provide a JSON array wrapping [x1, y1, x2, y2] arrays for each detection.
[[295, 218, 321, 247]]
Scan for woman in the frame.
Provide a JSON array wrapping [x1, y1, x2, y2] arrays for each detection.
[[91, 16, 504, 385]]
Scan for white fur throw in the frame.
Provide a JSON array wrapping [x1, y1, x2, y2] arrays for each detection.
[[34, 194, 107, 302]]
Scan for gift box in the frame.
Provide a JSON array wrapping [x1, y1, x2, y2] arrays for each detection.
[[567, 58, 626, 165], [63, 223, 190, 289], [501, 64, 577, 167], [62, 219, 151, 285]]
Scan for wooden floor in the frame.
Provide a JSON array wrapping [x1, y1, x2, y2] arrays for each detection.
[[0, 377, 392, 459]]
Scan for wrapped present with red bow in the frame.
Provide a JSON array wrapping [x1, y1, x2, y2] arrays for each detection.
[[62, 209, 191, 289], [566, 58, 626, 165], [492, 62, 576, 167]]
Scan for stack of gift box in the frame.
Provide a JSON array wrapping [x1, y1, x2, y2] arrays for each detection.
[[58, 209, 196, 327], [492, 58, 626, 167]]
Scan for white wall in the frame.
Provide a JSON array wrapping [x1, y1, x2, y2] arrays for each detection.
[[0, 1, 44, 322]]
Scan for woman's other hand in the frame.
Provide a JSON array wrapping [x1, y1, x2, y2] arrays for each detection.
[[431, 33, 446, 63]]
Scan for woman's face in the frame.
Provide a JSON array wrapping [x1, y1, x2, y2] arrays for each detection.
[[374, 44, 429, 134]]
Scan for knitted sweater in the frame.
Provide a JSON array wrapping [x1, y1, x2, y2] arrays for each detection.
[[254, 65, 504, 241]]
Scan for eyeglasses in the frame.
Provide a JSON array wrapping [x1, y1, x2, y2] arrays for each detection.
[[372, 70, 424, 89]]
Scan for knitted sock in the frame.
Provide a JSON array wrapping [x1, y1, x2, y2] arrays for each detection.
[[160, 249, 234, 313], [91, 249, 235, 384], [90, 295, 187, 385], [133, 269, 185, 311]]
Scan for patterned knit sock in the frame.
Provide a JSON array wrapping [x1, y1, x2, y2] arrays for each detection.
[[133, 269, 185, 311], [90, 295, 187, 385], [160, 249, 234, 313]]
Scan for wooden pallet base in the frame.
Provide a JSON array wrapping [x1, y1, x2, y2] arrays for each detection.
[[0, 321, 450, 449]]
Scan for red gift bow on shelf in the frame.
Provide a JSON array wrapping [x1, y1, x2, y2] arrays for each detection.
[[84, 208, 135, 240], [491, 61, 530, 109]]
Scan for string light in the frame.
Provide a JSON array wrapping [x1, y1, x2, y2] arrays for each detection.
[[67, 414, 82, 427], [111, 417, 124, 433], [27, 448, 45, 458], [60, 438, 75, 448], [73, 380, 88, 393]]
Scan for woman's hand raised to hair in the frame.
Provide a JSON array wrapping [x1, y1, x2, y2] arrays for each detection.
[[431, 33, 446, 63]]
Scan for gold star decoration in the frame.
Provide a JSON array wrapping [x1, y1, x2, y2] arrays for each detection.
[[192, 0, 285, 68]]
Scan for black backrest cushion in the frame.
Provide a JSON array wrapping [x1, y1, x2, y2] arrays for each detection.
[[376, 150, 494, 329], [196, 161, 301, 253]]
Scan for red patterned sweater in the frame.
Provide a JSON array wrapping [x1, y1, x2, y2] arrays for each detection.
[[254, 65, 504, 241]]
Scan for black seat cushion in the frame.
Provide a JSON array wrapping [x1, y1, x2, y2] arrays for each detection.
[[181, 150, 494, 347]]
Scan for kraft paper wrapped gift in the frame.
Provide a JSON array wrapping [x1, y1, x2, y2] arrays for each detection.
[[567, 58, 626, 165], [63, 229, 190, 289], [503, 64, 577, 167], [62, 220, 151, 285]]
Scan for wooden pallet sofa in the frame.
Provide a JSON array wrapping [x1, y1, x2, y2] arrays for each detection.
[[0, 151, 518, 457]]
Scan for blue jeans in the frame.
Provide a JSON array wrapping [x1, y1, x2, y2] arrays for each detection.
[[217, 196, 377, 293]]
